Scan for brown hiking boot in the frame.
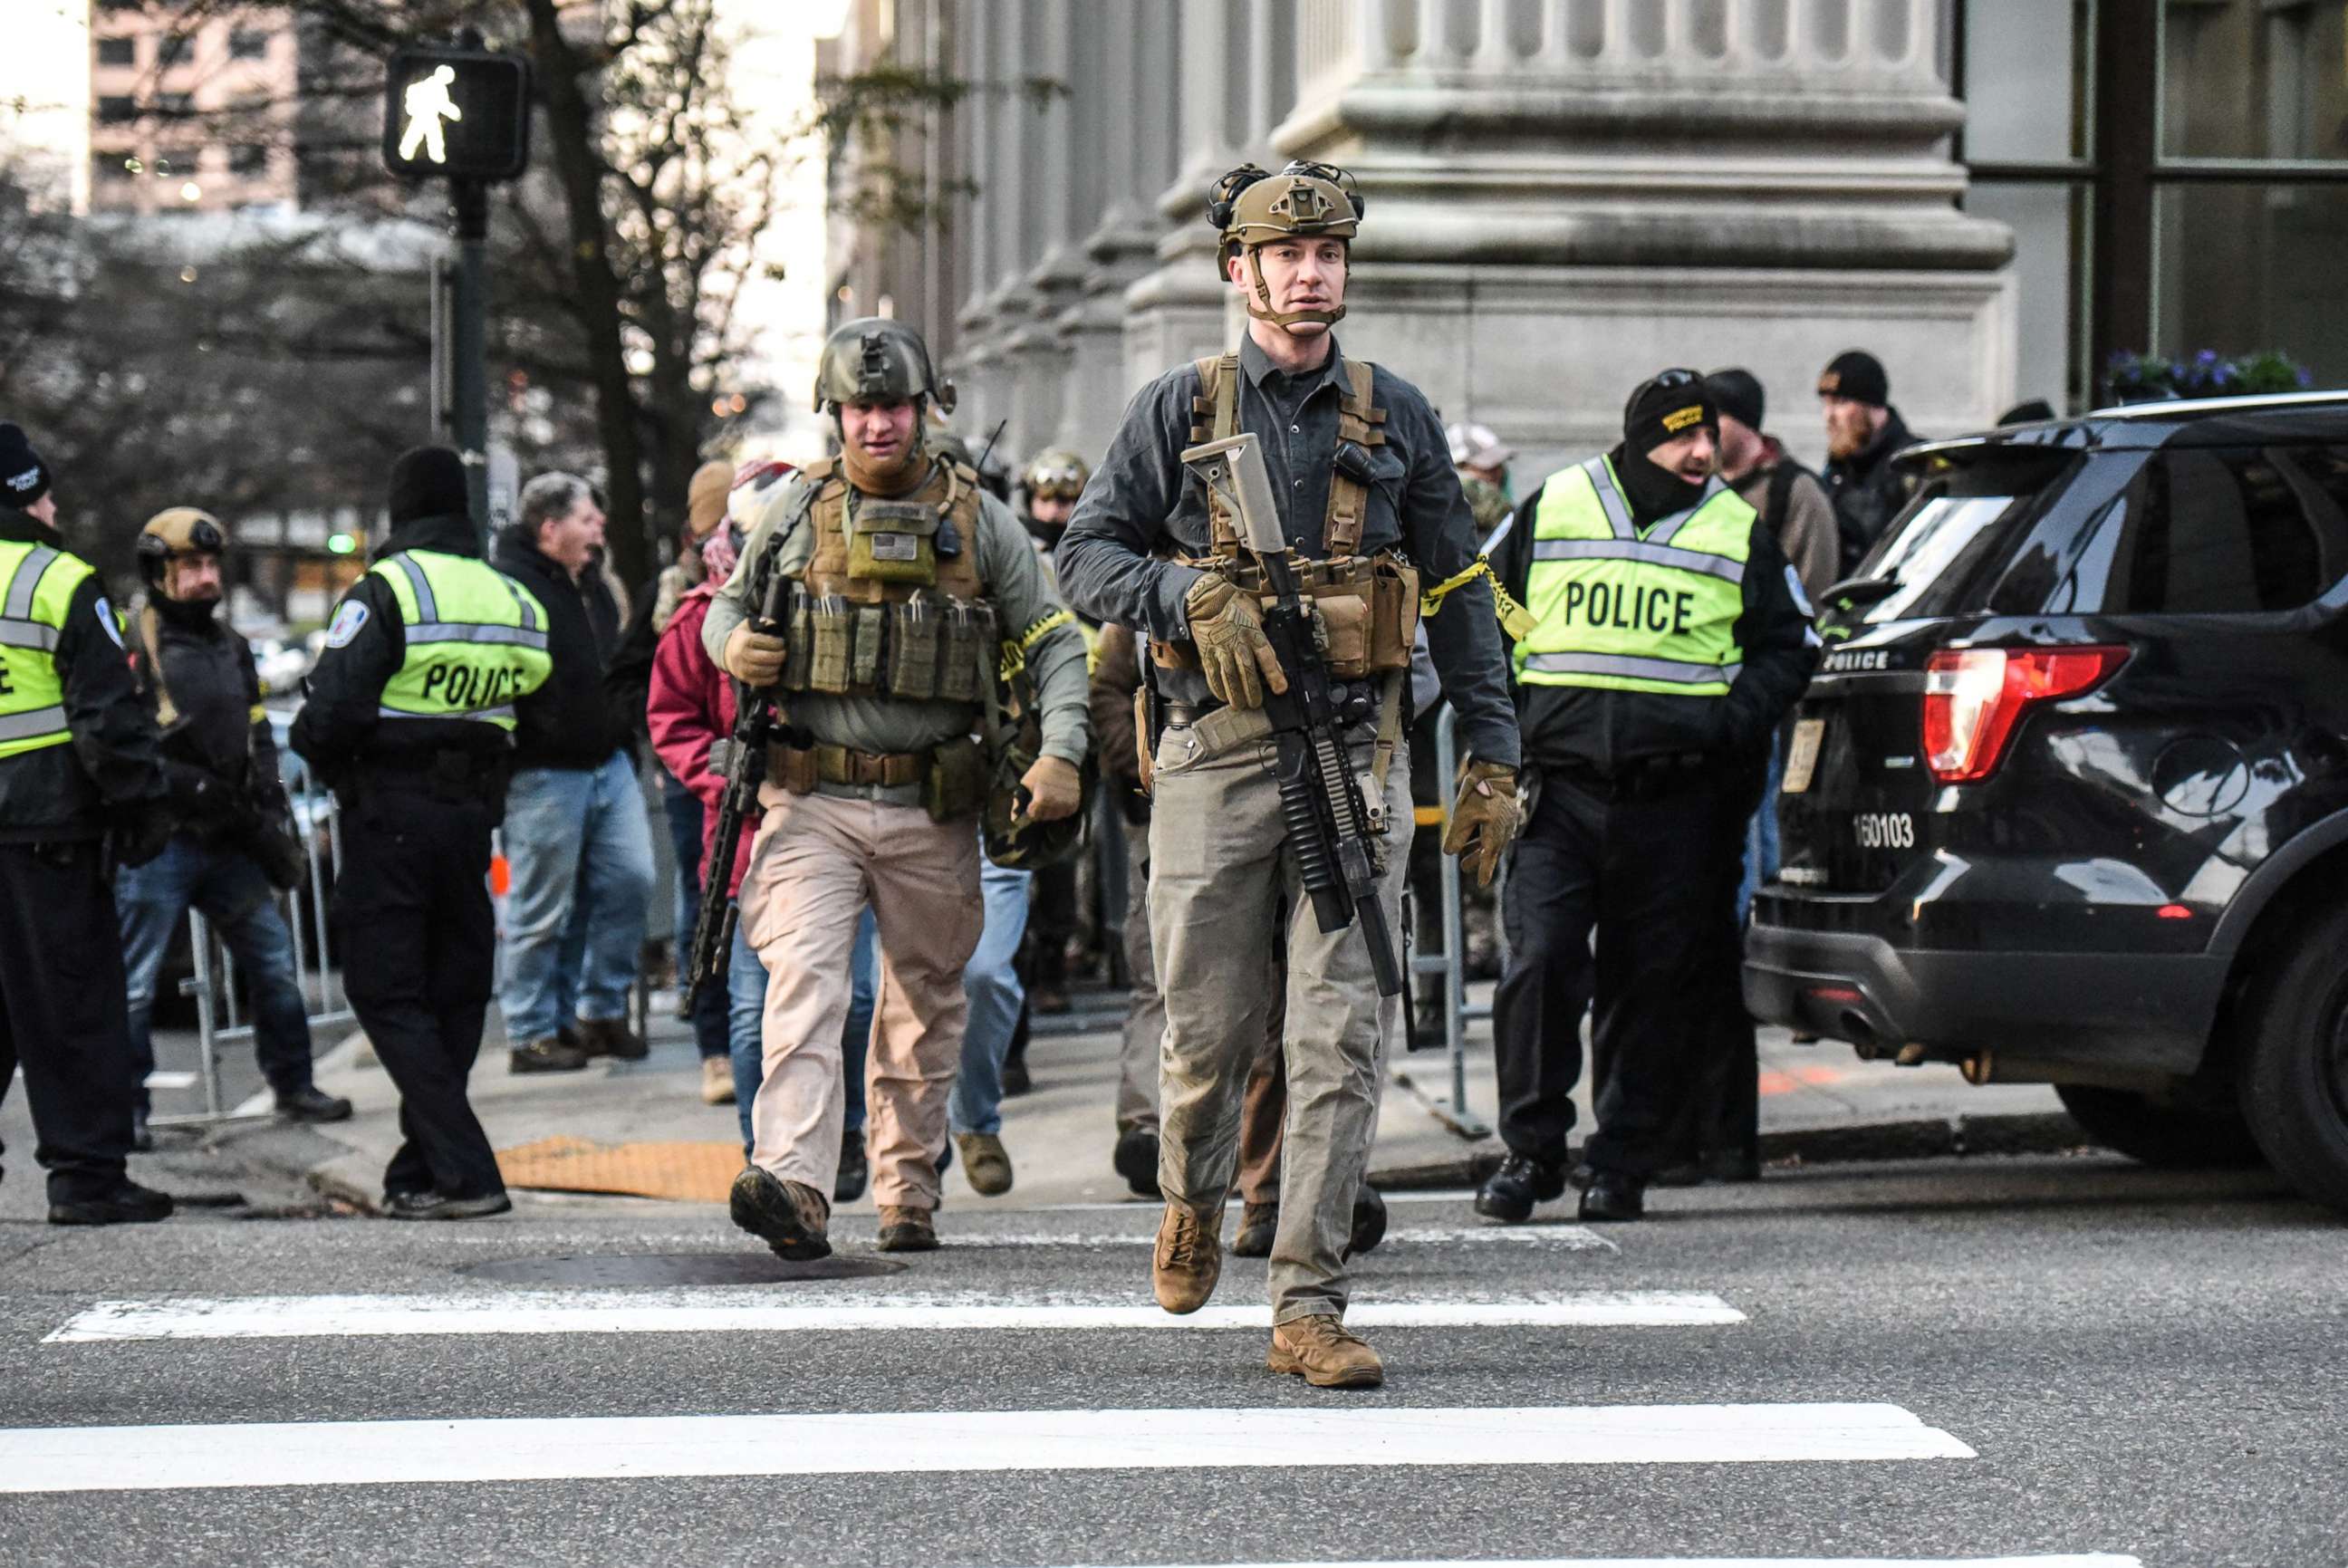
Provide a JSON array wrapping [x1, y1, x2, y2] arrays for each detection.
[[955, 1131, 1014, 1196], [1152, 1200, 1223, 1314], [1230, 1201, 1277, 1258], [728, 1168, 831, 1261], [876, 1205, 938, 1253], [1267, 1313, 1385, 1389]]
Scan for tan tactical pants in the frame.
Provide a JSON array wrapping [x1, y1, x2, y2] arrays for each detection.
[[1114, 816, 1164, 1136], [739, 789, 983, 1211], [1149, 723, 1409, 1323]]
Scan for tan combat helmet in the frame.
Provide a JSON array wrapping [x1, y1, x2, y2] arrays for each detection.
[[1019, 448, 1090, 504], [135, 506, 227, 590], [1208, 159, 1364, 328], [812, 317, 957, 416]]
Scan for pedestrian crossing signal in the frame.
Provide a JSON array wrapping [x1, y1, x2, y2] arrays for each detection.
[[381, 46, 531, 182]]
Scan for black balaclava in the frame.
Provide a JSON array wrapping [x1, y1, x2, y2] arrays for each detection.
[[1612, 369, 1718, 526]]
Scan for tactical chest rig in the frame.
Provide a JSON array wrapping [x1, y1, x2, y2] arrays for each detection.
[[1150, 353, 1420, 681], [764, 452, 998, 808]]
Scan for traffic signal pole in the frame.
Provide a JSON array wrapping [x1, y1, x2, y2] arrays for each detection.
[[451, 178, 492, 541]]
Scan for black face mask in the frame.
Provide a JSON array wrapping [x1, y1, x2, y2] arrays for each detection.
[[1023, 512, 1066, 549], [153, 584, 222, 628], [1612, 441, 1708, 527]]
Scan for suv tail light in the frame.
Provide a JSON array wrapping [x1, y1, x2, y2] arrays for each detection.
[[1922, 646, 2129, 784]]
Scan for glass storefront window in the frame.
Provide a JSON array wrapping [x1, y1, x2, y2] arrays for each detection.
[[2161, 0, 2348, 160], [2153, 183, 2348, 388], [1968, 181, 2093, 412], [1963, 0, 2093, 162]]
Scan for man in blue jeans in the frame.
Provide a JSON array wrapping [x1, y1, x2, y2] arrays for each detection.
[[494, 474, 657, 1072], [949, 850, 1030, 1195], [118, 506, 350, 1143]]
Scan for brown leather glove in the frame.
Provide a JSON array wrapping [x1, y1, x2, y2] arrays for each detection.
[[1185, 573, 1286, 710], [1442, 758, 1522, 889], [721, 623, 786, 688]]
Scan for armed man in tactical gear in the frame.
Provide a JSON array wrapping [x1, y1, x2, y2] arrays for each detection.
[[1477, 371, 1819, 1227], [1055, 161, 1523, 1390], [0, 422, 182, 1227], [293, 446, 553, 1220], [118, 507, 352, 1147], [705, 318, 1090, 1259]]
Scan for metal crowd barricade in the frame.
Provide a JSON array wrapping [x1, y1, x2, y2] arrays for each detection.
[[151, 761, 356, 1130], [1406, 703, 1504, 1139]]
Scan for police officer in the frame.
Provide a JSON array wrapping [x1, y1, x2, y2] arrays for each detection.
[[0, 421, 181, 1225], [118, 507, 353, 1147], [1477, 371, 1819, 1225], [706, 319, 1090, 1260], [291, 446, 553, 1220], [1056, 161, 1522, 1389]]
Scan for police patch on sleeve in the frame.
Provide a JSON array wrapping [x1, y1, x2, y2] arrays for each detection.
[[1784, 563, 1814, 617], [325, 601, 370, 649], [92, 595, 124, 648]]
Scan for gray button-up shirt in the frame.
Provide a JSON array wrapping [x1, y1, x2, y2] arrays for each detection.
[[1053, 334, 1519, 768]]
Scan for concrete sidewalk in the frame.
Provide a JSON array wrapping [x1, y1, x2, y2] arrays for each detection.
[[224, 979, 2076, 1217]]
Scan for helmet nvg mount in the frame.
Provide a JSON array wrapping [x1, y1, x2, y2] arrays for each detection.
[[137, 506, 227, 586], [1208, 159, 1364, 329], [813, 317, 957, 417]]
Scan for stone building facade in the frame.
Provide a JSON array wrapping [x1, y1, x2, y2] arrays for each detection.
[[827, 0, 2025, 480]]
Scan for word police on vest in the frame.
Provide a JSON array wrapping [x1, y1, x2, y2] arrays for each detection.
[[419, 661, 532, 710], [1556, 579, 1699, 638]]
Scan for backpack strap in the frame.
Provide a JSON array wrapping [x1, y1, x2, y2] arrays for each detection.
[[1188, 354, 1245, 559], [1323, 358, 1386, 557]]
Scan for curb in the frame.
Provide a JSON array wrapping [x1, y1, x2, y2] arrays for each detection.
[[1367, 1110, 2093, 1192]]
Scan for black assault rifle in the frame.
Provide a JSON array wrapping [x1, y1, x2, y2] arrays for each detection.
[[1180, 432, 1403, 996], [686, 495, 812, 1003]]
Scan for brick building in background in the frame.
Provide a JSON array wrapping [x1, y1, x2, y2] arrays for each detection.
[[88, 1, 297, 216]]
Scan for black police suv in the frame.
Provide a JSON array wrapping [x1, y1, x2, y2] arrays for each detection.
[[1743, 391, 2348, 1212]]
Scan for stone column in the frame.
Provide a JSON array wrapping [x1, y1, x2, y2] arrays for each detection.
[[950, 4, 1012, 444], [1054, 0, 1178, 457], [1004, 0, 1088, 463], [1265, 0, 2013, 477]]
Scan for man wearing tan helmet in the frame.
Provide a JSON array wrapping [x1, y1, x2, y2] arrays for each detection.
[[118, 507, 351, 1148], [1055, 160, 1524, 1389]]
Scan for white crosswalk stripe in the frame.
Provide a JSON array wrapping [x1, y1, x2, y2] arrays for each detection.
[[0, 1403, 1976, 1494], [45, 1287, 1740, 1342]]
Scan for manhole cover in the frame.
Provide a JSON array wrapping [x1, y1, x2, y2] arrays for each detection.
[[457, 1252, 907, 1286]]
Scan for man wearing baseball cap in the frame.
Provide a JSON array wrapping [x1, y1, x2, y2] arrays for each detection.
[[1476, 371, 1819, 1224], [1816, 350, 1920, 572]]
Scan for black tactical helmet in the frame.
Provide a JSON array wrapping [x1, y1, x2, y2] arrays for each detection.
[[983, 715, 1096, 871], [813, 317, 957, 416]]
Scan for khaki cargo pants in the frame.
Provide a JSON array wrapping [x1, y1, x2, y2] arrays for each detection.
[[1149, 717, 1409, 1324], [738, 786, 983, 1211]]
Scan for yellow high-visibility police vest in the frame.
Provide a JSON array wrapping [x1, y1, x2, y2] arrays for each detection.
[[0, 539, 99, 760], [1515, 456, 1754, 697], [366, 550, 553, 729]]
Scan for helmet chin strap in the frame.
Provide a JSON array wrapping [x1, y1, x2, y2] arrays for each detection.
[[1246, 248, 1348, 330]]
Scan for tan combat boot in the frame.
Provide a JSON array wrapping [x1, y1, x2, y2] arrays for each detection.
[[955, 1131, 1014, 1196], [876, 1205, 938, 1253], [1152, 1199, 1223, 1314], [1267, 1314, 1385, 1389]]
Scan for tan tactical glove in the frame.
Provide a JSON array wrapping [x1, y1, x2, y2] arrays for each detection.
[[1442, 758, 1522, 889], [1185, 573, 1286, 710], [722, 624, 787, 688]]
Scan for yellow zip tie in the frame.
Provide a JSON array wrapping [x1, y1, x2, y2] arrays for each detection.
[[1421, 558, 1535, 640], [999, 607, 1077, 683]]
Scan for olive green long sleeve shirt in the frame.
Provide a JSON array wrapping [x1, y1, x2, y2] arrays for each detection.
[[701, 468, 1091, 767]]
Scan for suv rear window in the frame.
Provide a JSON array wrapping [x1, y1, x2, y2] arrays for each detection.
[[2064, 445, 2348, 614], [1849, 448, 2078, 624]]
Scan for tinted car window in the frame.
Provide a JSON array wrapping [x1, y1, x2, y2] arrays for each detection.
[[1850, 448, 2078, 624], [2074, 445, 2348, 614]]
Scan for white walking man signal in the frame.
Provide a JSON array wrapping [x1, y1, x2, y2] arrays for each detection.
[[398, 65, 462, 166]]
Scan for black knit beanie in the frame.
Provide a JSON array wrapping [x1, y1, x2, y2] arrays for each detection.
[[1817, 351, 1890, 409], [387, 445, 470, 524], [0, 423, 53, 510], [1621, 370, 1718, 457]]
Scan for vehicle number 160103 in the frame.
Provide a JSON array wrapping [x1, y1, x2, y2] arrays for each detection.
[[1852, 812, 1916, 850]]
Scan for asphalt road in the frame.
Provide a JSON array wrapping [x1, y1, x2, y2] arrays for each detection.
[[1, 1150, 2338, 1568]]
